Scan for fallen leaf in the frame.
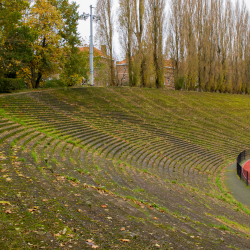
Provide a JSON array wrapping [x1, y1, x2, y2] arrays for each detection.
[[107, 217, 112, 220], [190, 236, 195, 238], [6, 177, 12, 182], [42, 199, 48, 202], [0, 201, 11, 205], [78, 209, 83, 212], [86, 239, 98, 248], [120, 227, 125, 231], [155, 243, 160, 247], [5, 210, 11, 214], [68, 234, 74, 238], [154, 217, 158, 220], [101, 205, 107, 208], [28, 207, 38, 212], [62, 228, 67, 235], [120, 239, 130, 242]]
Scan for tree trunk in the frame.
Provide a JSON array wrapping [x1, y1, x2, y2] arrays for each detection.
[[127, 1, 133, 86], [139, 0, 145, 87], [35, 72, 42, 88], [31, 65, 36, 89]]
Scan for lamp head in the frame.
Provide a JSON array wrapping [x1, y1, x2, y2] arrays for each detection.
[[80, 13, 89, 20]]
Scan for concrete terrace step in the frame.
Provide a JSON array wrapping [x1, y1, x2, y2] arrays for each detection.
[[0, 88, 250, 249]]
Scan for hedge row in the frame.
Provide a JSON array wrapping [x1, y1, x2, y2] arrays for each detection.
[[0, 78, 25, 93]]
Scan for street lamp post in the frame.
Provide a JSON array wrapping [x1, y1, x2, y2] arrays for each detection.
[[80, 5, 100, 86]]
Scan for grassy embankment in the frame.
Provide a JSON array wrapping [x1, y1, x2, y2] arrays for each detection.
[[0, 87, 250, 249]]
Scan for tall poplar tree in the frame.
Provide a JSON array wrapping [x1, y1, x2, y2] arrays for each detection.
[[167, 0, 250, 93], [96, 0, 115, 86], [118, 0, 135, 86], [149, 0, 165, 88]]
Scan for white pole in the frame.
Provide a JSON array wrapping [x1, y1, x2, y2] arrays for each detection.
[[90, 5, 94, 86]]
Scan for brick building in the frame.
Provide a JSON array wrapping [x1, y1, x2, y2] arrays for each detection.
[[164, 60, 175, 90], [79, 46, 175, 89], [116, 59, 175, 89], [116, 60, 129, 86]]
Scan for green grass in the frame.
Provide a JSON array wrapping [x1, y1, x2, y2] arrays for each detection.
[[10, 139, 17, 147], [31, 151, 38, 163], [65, 176, 79, 183], [18, 157, 26, 163], [75, 168, 84, 174], [1, 87, 250, 248], [52, 157, 59, 164], [95, 164, 100, 170], [216, 216, 250, 235], [133, 187, 145, 193], [0, 108, 8, 118]]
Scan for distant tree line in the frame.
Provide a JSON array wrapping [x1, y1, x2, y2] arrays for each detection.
[[167, 0, 250, 93], [96, 0, 250, 93], [1, 0, 250, 93]]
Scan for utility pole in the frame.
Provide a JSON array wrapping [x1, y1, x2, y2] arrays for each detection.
[[89, 5, 94, 86], [80, 6, 100, 86]]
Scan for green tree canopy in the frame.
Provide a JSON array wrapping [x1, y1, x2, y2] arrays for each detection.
[[0, 0, 85, 88]]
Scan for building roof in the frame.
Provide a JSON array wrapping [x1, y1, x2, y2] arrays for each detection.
[[79, 46, 107, 57], [116, 59, 127, 65]]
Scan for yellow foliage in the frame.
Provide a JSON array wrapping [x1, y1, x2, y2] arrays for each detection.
[[23, 0, 64, 87]]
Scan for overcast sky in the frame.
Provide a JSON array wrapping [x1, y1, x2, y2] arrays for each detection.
[[73, 0, 97, 43], [71, 0, 250, 59]]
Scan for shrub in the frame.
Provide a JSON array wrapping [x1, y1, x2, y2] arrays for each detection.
[[43, 79, 65, 88], [0, 78, 25, 93], [175, 76, 185, 90]]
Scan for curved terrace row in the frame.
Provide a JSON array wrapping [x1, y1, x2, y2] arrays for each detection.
[[0, 88, 250, 249]]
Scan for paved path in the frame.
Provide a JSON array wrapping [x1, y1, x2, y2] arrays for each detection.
[[224, 162, 250, 208], [242, 160, 250, 184]]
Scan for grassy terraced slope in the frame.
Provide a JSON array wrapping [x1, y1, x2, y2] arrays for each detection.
[[0, 87, 250, 249]]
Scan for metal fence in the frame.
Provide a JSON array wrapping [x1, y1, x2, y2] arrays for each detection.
[[237, 149, 250, 186]]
